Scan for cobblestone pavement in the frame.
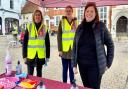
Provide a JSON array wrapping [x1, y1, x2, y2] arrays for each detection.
[[0, 35, 128, 89]]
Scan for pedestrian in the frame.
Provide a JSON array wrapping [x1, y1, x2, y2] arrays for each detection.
[[19, 25, 25, 44], [57, 5, 78, 84], [72, 2, 114, 89], [19, 30, 25, 44], [22, 10, 50, 77], [12, 23, 18, 42]]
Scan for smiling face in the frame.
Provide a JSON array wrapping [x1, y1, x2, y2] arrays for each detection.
[[34, 11, 42, 23], [84, 6, 96, 22]]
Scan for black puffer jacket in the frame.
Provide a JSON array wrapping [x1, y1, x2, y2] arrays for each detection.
[[72, 21, 114, 75]]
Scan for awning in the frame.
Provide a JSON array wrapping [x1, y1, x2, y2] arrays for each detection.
[[28, 0, 128, 7]]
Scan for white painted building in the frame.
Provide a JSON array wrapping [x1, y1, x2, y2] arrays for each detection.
[[0, 0, 25, 35], [111, 5, 128, 38], [21, 13, 32, 29]]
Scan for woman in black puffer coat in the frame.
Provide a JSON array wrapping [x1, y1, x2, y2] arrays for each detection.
[[72, 2, 114, 89]]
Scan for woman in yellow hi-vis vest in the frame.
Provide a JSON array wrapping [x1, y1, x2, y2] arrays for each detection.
[[57, 5, 77, 84], [22, 10, 50, 77]]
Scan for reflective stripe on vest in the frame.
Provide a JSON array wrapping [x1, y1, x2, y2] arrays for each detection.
[[61, 18, 77, 52], [27, 22, 47, 59]]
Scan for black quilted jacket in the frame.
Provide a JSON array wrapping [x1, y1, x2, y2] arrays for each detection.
[[72, 21, 114, 75]]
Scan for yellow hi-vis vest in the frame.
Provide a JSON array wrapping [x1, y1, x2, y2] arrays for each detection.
[[12, 25, 18, 34], [61, 18, 77, 52], [27, 22, 47, 59]]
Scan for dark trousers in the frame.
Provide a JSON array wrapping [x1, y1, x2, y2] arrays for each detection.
[[61, 58, 74, 84], [27, 64, 43, 77], [27, 56, 45, 77], [78, 63, 102, 89]]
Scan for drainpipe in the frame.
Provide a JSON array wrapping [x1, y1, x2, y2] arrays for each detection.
[[109, 6, 112, 32]]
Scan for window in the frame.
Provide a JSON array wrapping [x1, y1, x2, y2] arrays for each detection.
[[104, 7, 107, 12], [100, 8, 103, 12], [23, 15, 25, 20], [55, 16, 61, 26], [100, 13, 103, 19], [98, 7, 107, 25], [10, 0, 14, 9], [26, 17, 28, 19], [77, 7, 84, 24], [78, 9, 81, 20], [104, 13, 107, 18], [0, 0, 1, 6]]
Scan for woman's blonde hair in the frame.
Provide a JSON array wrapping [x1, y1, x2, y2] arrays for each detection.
[[32, 9, 43, 23]]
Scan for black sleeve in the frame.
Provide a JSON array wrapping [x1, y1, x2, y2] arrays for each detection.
[[45, 31, 50, 58], [22, 29, 28, 58], [57, 21, 62, 51], [72, 25, 80, 68], [103, 23, 114, 68], [72, 31, 77, 67]]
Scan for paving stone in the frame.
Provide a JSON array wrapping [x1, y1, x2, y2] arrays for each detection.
[[0, 35, 128, 89]]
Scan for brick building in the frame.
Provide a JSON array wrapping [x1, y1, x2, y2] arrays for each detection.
[[44, 8, 77, 33]]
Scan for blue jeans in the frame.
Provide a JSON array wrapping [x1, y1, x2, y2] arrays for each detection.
[[62, 58, 74, 84]]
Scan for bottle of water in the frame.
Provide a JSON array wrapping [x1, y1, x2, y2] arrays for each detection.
[[44, 58, 49, 67], [71, 79, 79, 89], [44, 62, 47, 67], [5, 48, 12, 76], [16, 60, 22, 75], [37, 80, 46, 89]]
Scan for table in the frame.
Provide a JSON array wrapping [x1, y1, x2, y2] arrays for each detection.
[[0, 72, 91, 89]]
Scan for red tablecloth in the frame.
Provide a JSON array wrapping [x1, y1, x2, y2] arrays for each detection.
[[0, 72, 91, 89]]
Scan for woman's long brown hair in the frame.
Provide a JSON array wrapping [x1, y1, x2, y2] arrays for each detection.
[[32, 9, 43, 23], [83, 2, 99, 23]]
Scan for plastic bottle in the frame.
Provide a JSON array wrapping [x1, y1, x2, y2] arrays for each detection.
[[44, 58, 49, 67], [71, 79, 79, 89], [5, 48, 12, 76], [16, 60, 22, 75], [44, 62, 47, 67], [71, 84, 79, 89], [37, 80, 46, 89]]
